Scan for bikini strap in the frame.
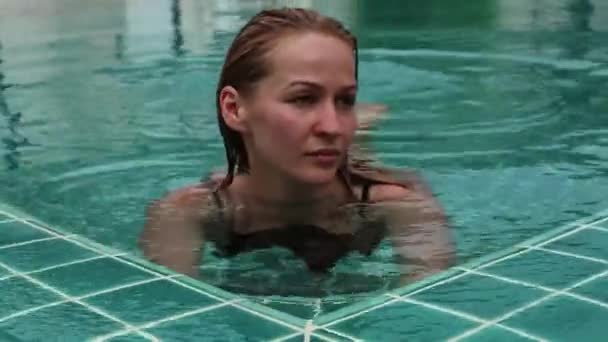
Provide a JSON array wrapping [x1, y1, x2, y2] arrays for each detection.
[[360, 181, 372, 202], [356, 181, 373, 220], [211, 189, 224, 209]]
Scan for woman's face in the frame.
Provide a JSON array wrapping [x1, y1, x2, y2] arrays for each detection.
[[234, 32, 358, 185]]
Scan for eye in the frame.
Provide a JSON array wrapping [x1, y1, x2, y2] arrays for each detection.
[[288, 94, 316, 106], [336, 95, 356, 110]]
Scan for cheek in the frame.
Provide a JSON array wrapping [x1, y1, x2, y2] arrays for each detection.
[[254, 109, 306, 151], [342, 115, 358, 142]]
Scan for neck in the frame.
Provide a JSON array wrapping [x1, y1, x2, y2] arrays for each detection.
[[231, 169, 350, 219]]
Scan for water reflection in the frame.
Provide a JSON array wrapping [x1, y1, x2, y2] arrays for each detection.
[[567, 0, 594, 31], [0, 41, 32, 170], [171, 0, 185, 57]]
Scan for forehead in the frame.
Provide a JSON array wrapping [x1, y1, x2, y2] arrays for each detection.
[[263, 32, 356, 87]]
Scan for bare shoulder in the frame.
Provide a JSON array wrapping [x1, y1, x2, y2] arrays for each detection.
[[368, 183, 413, 202], [367, 169, 435, 203], [139, 184, 213, 276], [144, 184, 216, 226]]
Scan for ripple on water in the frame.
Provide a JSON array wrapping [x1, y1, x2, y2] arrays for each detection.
[[360, 48, 603, 70], [2, 26, 607, 279], [590, 68, 608, 77]]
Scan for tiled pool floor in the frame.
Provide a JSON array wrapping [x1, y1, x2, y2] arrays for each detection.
[[1, 206, 608, 341]]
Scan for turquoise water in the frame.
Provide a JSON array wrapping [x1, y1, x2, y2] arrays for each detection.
[[1, 0, 608, 339]]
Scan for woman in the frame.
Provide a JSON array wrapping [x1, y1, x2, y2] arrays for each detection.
[[139, 7, 455, 295]]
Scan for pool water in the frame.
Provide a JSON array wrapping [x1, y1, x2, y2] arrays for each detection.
[[1, 0, 608, 340]]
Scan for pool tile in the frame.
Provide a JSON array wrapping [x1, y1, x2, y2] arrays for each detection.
[[0, 277, 62, 319], [84, 279, 221, 325], [278, 331, 356, 342], [280, 331, 356, 342], [319, 298, 363, 318], [254, 299, 316, 320], [0, 220, 51, 247], [312, 329, 358, 341], [279, 335, 304, 342], [0, 301, 122, 340], [461, 326, 540, 341], [107, 334, 155, 341], [0, 265, 9, 278], [146, 304, 297, 341], [503, 295, 608, 341], [0, 238, 98, 272], [482, 249, 606, 289], [570, 274, 608, 303], [251, 296, 359, 321], [411, 274, 547, 319], [327, 300, 477, 341], [0, 329, 21, 342], [546, 228, 608, 262], [34, 257, 156, 297]]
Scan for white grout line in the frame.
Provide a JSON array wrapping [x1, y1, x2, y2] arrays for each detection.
[[390, 294, 486, 323], [138, 300, 238, 329], [320, 269, 475, 330], [589, 226, 608, 233], [0, 254, 128, 282], [0, 276, 174, 325], [229, 301, 305, 332], [0, 261, 157, 341], [320, 297, 401, 329], [270, 332, 303, 342], [321, 327, 362, 342], [476, 248, 532, 271], [457, 267, 556, 293], [303, 320, 314, 342], [403, 270, 474, 297], [312, 298, 322, 319], [447, 269, 608, 341], [77, 276, 174, 300], [0, 235, 71, 251], [585, 215, 608, 227], [0, 300, 69, 323], [10, 219, 233, 301], [461, 267, 608, 311], [531, 216, 608, 249], [532, 246, 608, 265], [560, 287, 608, 310], [93, 300, 238, 341], [470, 216, 608, 273], [392, 295, 547, 342], [31, 254, 127, 273]]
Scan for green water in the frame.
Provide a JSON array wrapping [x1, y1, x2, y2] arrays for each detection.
[[1, 0, 608, 299]]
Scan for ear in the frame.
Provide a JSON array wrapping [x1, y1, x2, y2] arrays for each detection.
[[219, 86, 248, 133]]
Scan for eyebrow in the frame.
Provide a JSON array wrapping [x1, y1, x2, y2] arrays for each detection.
[[285, 81, 357, 92]]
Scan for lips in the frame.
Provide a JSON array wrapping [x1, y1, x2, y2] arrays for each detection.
[[305, 148, 341, 168], [305, 148, 340, 157]]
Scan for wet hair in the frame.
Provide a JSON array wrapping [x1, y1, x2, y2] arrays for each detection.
[[214, 7, 413, 195], [215, 7, 358, 188]]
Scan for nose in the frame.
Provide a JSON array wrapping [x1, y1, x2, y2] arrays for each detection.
[[313, 101, 341, 136]]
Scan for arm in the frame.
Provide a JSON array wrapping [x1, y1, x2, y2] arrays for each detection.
[[138, 186, 209, 278], [371, 177, 456, 284]]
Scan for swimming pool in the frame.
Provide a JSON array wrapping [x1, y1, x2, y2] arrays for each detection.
[[1, 0, 608, 340]]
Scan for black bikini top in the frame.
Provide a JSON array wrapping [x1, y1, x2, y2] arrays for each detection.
[[203, 181, 388, 273]]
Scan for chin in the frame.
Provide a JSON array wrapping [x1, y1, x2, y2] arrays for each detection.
[[294, 168, 338, 186]]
